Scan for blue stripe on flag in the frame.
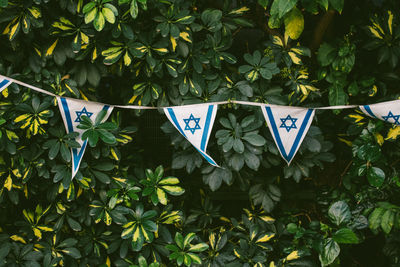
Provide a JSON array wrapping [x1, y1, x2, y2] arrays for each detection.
[[60, 97, 74, 132], [287, 109, 313, 161], [200, 105, 214, 151], [265, 107, 313, 163], [265, 107, 288, 160], [0, 79, 10, 90], [167, 108, 187, 138], [363, 105, 377, 118], [197, 148, 218, 166]]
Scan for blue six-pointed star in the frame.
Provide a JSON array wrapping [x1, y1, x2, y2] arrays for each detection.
[[183, 114, 201, 134], [382, 111, 400, 125], [75, 107, 93, 123], [280, 115, 298, 132]]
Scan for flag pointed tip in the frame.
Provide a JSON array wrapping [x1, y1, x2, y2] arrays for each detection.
[[261, 105, 314, 165]]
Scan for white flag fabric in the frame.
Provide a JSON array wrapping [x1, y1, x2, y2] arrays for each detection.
[[57, 97, 114, 179], [261, 105, 315, 165], [0, 77, 12, 93], [164, 104, 219, 166], [360, 100, 400, 125]]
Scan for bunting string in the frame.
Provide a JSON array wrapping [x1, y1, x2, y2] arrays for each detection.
[[1, 74, 362, 110], [1, 74, 399, 179]]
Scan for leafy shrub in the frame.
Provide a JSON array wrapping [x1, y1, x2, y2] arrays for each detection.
[[1, 0, 400, 266]]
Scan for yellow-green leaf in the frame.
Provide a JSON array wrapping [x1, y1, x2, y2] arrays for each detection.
[[288, 51, 301, 64], [286, 250, 300, 261], [161, 185, 185, 195], [46, 39, 59, 57], [14, 114, 31, 123], [121, 225, 135, 239], [10, 235, 26, 244], [170, 36, 177, 52], [37, 226, 53, 232], [4, 175, 12, 191], [152, 47, 168, 54], [33, 227, 42, 239], [229, 6, 250, 15], [284, 7, 304, 40], [28, 7, 41, 18], [123, 50, 132, 66], [388, 10, 393, 35], [386, 126, 400, 140], [132, 226, 140, 242], [259, 215, 275, 223], [156, 188, 167, 205], [159, 177, 179, 185], [104, 211, 112, 225], [23, 209, 34, 224], [179, 31, 192, 43], [9, 21, 20, 41], [94, 12, 105, 31], [368, 26, 383, 39], [85, 8, 97, 24], [102, 7, 116, 24], [234, 249, 241, 258], [256, 233, 275, 243]]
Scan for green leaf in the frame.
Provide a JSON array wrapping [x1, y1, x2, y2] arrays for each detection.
[[380, 209, 395, 234], [0, 0, 8, 7], [130, 0, 139, 19], [329, 0, 344, 13], [284, 7, 304, 40], [183, 233, 196, 247], [258, 0, 269, 8], [329, 84, 348, 106], [233, 139, 244, 153], [175, 232, 184, 249], [317, 43, 336, 66], [62, 247, 81, 259], [328, 201, 351, 226], [367, 167, 385, 187], [188, 243, 209, 252], [99, 129, 116, 144], [318, 0, 329, 10], [369, 207, 384, 231], [277, 0, 298, 18], [319, 238, 340, 267], [242, 133, 266, 146], [332, 228, 359, 244], [94, 12, 106, 31], [58, 238, 78, 248]]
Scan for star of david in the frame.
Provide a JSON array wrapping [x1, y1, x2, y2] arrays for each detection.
[[382, 111, 400, 125], [183, 114, 201, 134], [280, 115, 298, 132], [75, 107, 93, 123]]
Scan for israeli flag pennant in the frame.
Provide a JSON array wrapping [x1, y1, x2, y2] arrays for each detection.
[[164, 104, 219, 167], [0, 77, 12, 93], [57, 97, 114, 179], [360, 100, 400, 125], [261, 105, 315, 165]]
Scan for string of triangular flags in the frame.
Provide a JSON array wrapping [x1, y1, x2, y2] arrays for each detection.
[[1, 74, 400, 179]]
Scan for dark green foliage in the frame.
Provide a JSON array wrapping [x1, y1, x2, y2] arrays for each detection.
[[1, 0, 400, 266]]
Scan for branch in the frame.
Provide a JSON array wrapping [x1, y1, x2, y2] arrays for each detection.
[[310, 10, 336, 53]]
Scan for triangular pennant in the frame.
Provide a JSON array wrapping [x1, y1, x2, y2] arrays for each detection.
[[164, 104, 219, 166], [261, 105, 315, 165], [360, 100, 400, 125], [0, 77, 12, 93], [57, 97, 114, 178]]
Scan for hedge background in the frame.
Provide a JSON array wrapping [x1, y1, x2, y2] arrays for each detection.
[[1, 0, 400, 266]]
